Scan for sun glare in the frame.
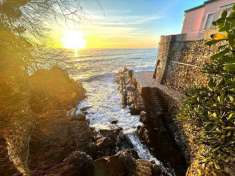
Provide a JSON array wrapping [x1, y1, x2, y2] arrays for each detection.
[[62, 30, 86, 49]]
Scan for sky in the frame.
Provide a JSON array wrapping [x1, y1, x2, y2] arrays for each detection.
[[47, 0, 206, 48]]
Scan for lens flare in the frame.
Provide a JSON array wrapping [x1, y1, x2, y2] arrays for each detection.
[[62, 30, 86, 49]]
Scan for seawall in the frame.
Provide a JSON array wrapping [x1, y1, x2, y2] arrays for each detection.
[[154, 34, 220, 93], [117, 34, 229, 176]]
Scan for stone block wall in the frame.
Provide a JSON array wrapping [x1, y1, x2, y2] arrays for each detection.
[[154, 34, 219, 93], [154, 34, 185, 83]]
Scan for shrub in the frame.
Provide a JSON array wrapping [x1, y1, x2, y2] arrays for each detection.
[[178, 6, 235, 173]]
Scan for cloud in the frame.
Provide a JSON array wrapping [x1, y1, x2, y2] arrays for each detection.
[[47, 6, 161, 48], [85, 13, 162, 27], [79, 9, 162, 39]]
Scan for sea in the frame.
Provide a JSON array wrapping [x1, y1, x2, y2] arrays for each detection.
[[37, 48, 157, 131], [37, 48, 173, 175]]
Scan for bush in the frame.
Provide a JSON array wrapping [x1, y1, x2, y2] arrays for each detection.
[[178, 6, 235, 174]]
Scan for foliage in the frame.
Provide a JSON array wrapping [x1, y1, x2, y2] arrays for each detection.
[[0, 0, 83, 40], [178, 6, 235, 173]]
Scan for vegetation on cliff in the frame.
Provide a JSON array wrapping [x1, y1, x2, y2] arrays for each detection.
[[178, 6, 235, 175]]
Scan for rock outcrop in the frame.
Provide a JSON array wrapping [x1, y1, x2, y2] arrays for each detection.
[[29, 66, 86, 114], [95, 127, 132, 158], [32, 151, 94, 176], [116, 68, 144, 115], [0, 67, 87, 175], [28, 117, 95, 172], [94, 149, 164, 176]]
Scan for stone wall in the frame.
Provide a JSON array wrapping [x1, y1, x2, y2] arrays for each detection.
[[154, 34, 185, 83], [154, 35, 219, 93]]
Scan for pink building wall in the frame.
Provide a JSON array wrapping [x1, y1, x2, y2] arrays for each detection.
[[182, 0, 235, 41]]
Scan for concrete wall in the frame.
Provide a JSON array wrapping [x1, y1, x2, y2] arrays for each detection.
[[154, 34, 220, 93]]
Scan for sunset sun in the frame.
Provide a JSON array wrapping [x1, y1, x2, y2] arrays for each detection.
[[62, 30, 86, 49]]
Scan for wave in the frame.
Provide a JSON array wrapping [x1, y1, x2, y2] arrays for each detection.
[[77, 65, 155, 82], [81, 72, 115, 82], [65, 56, 151, 65], [73, 50, 155, 59]]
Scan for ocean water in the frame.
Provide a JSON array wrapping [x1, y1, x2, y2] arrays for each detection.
[[38, 48, 157, 130], [71, 49, 157, 128]]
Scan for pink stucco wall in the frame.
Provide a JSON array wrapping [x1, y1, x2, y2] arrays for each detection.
[[182, 7, 205, 41], [182, 0, 235, 41]]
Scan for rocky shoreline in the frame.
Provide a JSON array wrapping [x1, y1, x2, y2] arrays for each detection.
[[0, 67, 173, 176]]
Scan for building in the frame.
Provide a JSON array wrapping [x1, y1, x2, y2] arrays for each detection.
[[182, 0, 235, 41]]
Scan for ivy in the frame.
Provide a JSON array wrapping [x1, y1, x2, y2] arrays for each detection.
[[178, 6, 235, 173]]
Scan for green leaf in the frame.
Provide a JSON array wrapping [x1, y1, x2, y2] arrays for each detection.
[[223, 56, 235, 63], [224, 63, 235, 72], [211, 48, 230, 60], [178, 5, 235, 166], [227, 112, 235, 120]]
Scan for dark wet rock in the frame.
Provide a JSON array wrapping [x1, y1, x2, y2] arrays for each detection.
[[130, 104, 141, 115], [95, 127, 133, 158], [80, 106, 92, 112], [96, 136, 116, 156], [94, 149, 137, 176], [151, 162, 163, 175], [32, 151, 94, 176], [94, 149, 166, 176], [99, 127, 122, 139], [28, 117, 96, 171], [80, 106, 92, 115], [111, 119, 118, 124]]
